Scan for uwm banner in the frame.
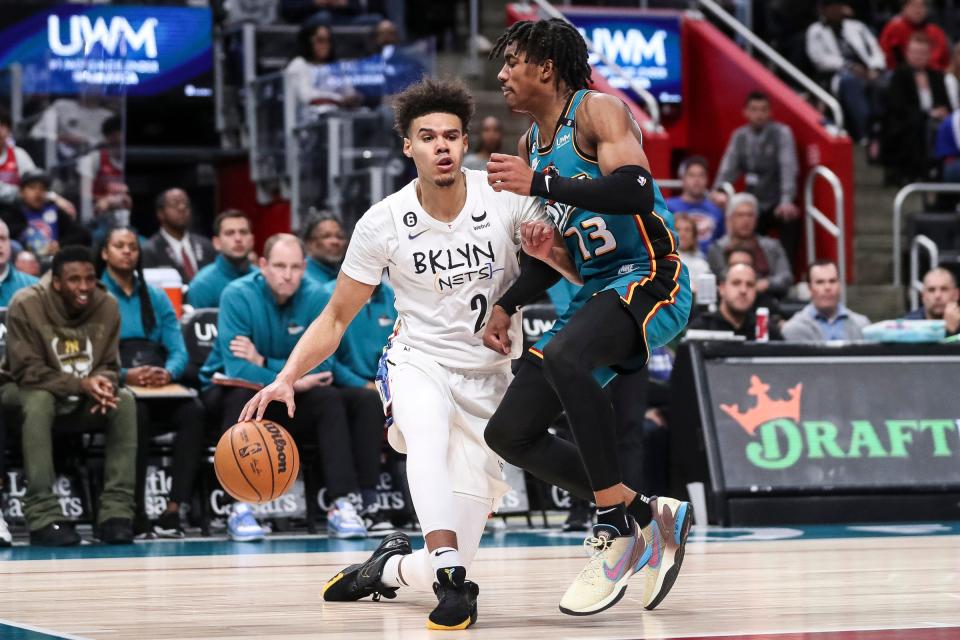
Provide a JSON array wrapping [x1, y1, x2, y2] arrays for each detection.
[[705, 358, 960, 492]]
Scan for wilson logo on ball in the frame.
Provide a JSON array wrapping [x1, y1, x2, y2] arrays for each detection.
[[262, 421, 289, 474]]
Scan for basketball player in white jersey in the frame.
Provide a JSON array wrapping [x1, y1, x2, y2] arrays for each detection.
[[238, 78, 574, 630]]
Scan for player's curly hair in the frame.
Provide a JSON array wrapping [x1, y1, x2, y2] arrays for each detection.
[[490, 18, 592, 91], [391, 77, 475, 137]]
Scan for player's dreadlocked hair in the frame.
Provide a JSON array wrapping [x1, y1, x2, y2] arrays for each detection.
[[391, 77, 475, 137], [490, 19, 592, 91]]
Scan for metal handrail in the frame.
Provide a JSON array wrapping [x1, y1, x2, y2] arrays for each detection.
[[696, 0, 845, 136], [525, 0, 662, 130], [803, 165, 846, 303], [909, 234, 939, 311], [9, 63, 22, 127], [891, 183, 960, 286]]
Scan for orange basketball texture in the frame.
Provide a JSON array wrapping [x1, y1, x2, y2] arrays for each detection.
[[214, 420, 300, 504]]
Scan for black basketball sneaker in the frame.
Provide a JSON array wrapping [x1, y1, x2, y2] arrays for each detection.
[[427, 566, 480, 630], [322, 532, 412, 602]]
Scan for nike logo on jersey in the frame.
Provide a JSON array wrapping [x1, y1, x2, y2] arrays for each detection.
[[544, 174, 552, 193], [471, 210, 487, 222], [408, 229, 428, 240]]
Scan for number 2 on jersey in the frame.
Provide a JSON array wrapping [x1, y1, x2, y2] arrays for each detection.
[[471, 293, 487, 334], [564, 216, 617, 261]]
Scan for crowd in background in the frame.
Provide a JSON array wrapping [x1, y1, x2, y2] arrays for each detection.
[[1, 0, 960, 546]]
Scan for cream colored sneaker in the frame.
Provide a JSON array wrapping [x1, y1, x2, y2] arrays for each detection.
[[638, 496, 693, 610], [558, 520, 644, 616]]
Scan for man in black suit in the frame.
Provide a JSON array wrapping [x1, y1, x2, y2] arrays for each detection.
[[141, 188, 214, 283]]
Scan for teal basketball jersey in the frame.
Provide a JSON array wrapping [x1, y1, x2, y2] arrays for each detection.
[[527, 89, 679, 287]]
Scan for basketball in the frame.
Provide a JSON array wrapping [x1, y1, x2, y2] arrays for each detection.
[[214, 420, 300, 504]]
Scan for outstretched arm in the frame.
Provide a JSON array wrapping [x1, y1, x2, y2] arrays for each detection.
[[487, 93, 656, 216], [239, 273, 375, 421]]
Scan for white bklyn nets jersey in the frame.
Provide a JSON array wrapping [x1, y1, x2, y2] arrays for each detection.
[[341, 168, 550, 370]]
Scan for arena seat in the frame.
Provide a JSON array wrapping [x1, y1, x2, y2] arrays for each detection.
[[180, 307, 219, 389]]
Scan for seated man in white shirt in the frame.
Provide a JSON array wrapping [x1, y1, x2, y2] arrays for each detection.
[[782, 260, 870, 342]]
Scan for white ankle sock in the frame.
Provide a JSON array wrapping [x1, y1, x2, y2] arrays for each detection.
[[381, 554, 406, 588], [429, 546, 462, 573]]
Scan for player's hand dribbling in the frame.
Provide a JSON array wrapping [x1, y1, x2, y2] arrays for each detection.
[[239, 377, 296, 422], [487, 153, 534, 196], [482, 305, 512, 355], [521, 221, 554, 262]]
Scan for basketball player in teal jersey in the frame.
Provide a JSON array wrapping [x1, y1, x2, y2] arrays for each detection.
[[482, 19, 694, 616]]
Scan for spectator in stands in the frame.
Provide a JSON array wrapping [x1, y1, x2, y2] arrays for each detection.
[[688, 263, 783, 340], [782, 259, 870, 341], [903, 267, 960, 336], [725, 246, 756, 269], [674, 214, 712, 285], [806, 0, 885, 143], [200, 234, 381, 539], [281, 0, 383, 26], [934, 107, 960, 181], [882, 32, 950, 184], [301, 211, 346, 284], [142, 188, 215, 284], [0, 170, 90, 259], [374, 19, 426, 98], [0, 220, 38, 306], [0, 107, 38, 204], [463, 116, 504, 171], [723, 244, 782, 317], [187, 210, 257, 309], [286, 22, 362, 116], [28, 95, 115, 162], [98, 227, 207, 538], [2, 246, 137, 545], [944, 43, 960, 111], [78, 116, 125, 227], [707, 193, 794, 299], [712, 92, 800, 258], [880, 0, 949, 72], [668, 156, 725, 252], [14, 249, 41, 277], [87, 182, 133, 249]]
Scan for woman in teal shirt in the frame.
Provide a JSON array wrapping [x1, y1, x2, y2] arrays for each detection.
[[98, 227, 206, 538]]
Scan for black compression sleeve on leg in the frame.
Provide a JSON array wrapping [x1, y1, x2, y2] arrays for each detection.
[[530, 165, 655, 216], [495, 252, 562, 316]]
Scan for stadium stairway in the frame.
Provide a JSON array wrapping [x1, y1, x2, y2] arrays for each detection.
[[845, 149, 906, 322]]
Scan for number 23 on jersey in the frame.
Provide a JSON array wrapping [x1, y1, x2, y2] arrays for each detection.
[[564, 216, 617, 261]]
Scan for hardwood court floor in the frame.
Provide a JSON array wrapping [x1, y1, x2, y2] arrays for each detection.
[[1, 526, 959, 639]]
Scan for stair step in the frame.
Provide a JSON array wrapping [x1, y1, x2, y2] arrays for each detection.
[[845, 284, 906, 320], [853, 216, 893, 236], [854, 256, 894, 285]]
